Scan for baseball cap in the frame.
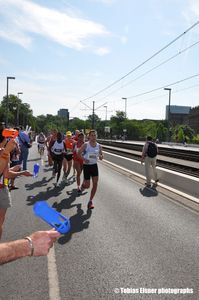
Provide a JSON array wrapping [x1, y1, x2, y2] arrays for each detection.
[[66, 131, 72, 136]]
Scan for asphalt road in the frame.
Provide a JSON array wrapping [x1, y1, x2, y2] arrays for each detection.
[[0, 144, 198, 300]]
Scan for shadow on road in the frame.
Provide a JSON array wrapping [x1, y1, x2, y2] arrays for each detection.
[[25, 176, 53, 190], [52, 188, 78, 212], [42, 166, 53, 173], [139, 185, 158, 197], [63, 175, 76, 186], [26, 183, 66, 205], [27, 157, 40, 162], [57, 203, 92, 245]]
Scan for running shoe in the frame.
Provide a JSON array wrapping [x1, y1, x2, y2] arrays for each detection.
[[80, 185, 85, 192], [63, 173, 68, 183], [145, 183, 151, 188], [9, 186, 19, 190], [87, 201, 94, 209]]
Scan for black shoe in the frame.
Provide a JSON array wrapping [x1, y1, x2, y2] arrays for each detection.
[[145, 183, 151, 188], [87, 201, 94, 209], [9, 186, 19, 190]]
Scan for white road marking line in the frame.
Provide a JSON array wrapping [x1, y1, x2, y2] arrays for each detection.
[[102, 158, 199, 205], [47, 245, 61, 300], [41, 158, 44, 166]]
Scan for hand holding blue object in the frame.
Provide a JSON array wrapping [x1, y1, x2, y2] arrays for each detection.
[[33, 201, 71, 234], [33, 163, 40, 178]]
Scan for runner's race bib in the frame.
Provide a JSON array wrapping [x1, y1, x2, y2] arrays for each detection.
[[54, 148, 62, 154], [38, 143, 45, 148], [88, 151, 98, 164]]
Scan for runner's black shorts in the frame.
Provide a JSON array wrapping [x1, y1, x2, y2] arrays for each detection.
[[64, 154, 73, 161], [83, 164, 98, 180], [52, 153, 64, 161]]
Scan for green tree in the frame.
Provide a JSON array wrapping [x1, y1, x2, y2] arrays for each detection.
[[86, 113, 101, 129], [110, 111, 126, 137], [182, 125, 194, 141], [156, 122, 167, 142], [178, 127, 184, 142], [121, 119, 141, 140], [0, 94, 34, 128], [192, 134, 199, 144], [110, 111, 126, 124], [69, 118, 86, 132]]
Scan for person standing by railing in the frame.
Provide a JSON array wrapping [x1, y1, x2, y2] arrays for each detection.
[[141, 136, 159, 188]]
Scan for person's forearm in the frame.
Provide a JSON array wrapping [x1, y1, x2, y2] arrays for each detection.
[[0, 239, 31, 265], [0, 139, 18, 174], [7, 170, 28, 179], [77, 145, 85, 159], [0, 151, 10, 174], [0, 139, 7, 148]]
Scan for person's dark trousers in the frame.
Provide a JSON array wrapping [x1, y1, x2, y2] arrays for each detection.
[[53, 155, 63, 183], [19, 146, 29, 170]]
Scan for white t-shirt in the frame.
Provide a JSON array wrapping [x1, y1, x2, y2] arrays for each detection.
[[51, 141, 65, 155], [83, 142, 100, 165], [37, 135, 45, 143]]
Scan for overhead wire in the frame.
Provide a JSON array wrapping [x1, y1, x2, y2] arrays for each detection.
[[80, 20, 199, 103], [91, 39, 199, 105], [128, 73, 199, 99], [127, 82, 199, 107]]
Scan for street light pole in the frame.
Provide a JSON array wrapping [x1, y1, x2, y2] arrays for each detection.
[[80, 100, 107, 130], [6, 76, 15, 126], [104, 105, 107, 121], [122, 97, 127, 118], [92, 101, 95, 129], [17, 92, 23, 126], [164, 88, 172, 142]]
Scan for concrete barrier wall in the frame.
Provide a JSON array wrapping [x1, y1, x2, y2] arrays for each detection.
[[104, 151, 199, 201]]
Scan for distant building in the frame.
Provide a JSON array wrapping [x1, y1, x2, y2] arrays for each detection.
[[165, 105, 191, 126], [57, 108, 69, 126], [189, 106, 199, 133], [58, 108, 69, 118]]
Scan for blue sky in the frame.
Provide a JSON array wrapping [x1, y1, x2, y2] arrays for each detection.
[[0, 0, 199, 121]]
